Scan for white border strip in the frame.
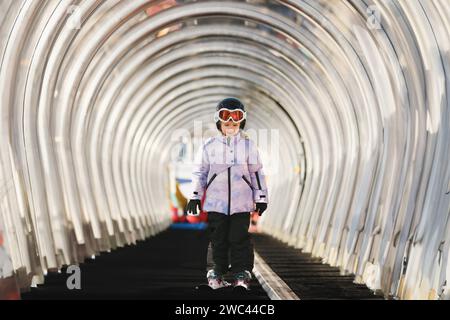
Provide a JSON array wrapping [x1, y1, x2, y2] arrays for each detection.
[[253, 251, 300, 300]]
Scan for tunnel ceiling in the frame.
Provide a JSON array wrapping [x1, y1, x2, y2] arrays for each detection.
[[0, 0, 449, 299]]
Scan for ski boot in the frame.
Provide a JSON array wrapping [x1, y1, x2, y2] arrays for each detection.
[[232, 270, 252, 292], [203, 269, 231, 290]]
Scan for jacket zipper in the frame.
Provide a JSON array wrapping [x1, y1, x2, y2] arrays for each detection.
[[255, 171, 262, 190], [205, 173, 217, 190], [227, 167, 231, 215], [242, 175, 253, 189], [227, 136, 231, 216]]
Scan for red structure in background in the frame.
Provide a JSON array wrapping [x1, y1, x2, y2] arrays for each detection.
[[0, 232, 20, 300], [0, 278, 20, 300]]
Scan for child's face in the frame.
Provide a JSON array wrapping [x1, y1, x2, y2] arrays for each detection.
[[221, 120, 240, 136]]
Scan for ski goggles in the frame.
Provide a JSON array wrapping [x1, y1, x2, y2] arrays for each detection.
[[214, 108, 247, 123]]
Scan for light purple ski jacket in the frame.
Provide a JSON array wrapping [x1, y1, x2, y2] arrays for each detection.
[[190, 130, 269, 215]]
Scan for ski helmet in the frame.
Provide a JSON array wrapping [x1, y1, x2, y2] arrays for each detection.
[[215, 97, 246, 131]]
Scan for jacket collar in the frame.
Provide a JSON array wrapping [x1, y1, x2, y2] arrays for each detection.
[[216, 130, 245, 145]]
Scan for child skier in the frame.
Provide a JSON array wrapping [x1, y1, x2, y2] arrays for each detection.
[[186, 97, 269, 290]]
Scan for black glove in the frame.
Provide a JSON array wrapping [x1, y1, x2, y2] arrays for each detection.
[[255, 203, 267, 216], [186, 199, 202, 216]]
